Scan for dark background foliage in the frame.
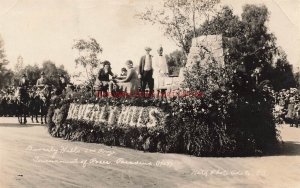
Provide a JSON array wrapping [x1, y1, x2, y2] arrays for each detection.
[[166, 5, 297, 90]]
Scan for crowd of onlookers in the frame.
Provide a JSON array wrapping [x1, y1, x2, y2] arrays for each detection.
[[273, 88, 300, 127], [0, 87, 19, 116]]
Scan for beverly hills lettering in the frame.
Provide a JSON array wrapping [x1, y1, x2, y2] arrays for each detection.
[[62, 103, 165, 127]]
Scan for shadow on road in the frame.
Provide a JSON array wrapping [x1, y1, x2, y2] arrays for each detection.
[[279, 141, 300, 156], [0, 123, 46, 128]]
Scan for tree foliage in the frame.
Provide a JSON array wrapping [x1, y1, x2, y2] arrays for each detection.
[[137, 0, 220, 55], [166, 49, 186, 75], [168, 4, 296, 91], [13, 61, 69, 87], [72, 37, 103, 86], [295, 72, 300, 90], [271, 48, 297, 90], [41, 60, 70, 86], [14, 56, 24, 73], [16, 64, 40, 86], [0, 35, 13, 89]]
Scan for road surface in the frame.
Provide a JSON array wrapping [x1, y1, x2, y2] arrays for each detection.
[[0, 117, 299, 188]]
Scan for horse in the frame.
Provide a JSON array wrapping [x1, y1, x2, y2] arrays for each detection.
[[28, 88, 40, 123], [15, 87, 29, 124], [36, 85, 52, 124]]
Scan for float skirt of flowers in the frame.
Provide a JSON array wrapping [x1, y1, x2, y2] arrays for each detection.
[[47, 94, 279, 157]]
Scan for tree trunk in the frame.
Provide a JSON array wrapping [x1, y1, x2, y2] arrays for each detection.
[[192, 0, 196, 38]]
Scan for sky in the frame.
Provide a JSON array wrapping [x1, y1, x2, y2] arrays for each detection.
[[0, 0, 299, 76]]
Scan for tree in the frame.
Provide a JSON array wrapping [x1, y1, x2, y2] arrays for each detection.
[[21, 64, 41, 85], [270, 48, 296, 90], [14, 56, 24, 73], [137, 0, 220, 56], [0, 69, 14, 88], [295, 70, 300, 90], [72, 37, 103, 87], [188, 5, 295, 91], [12, 56, 25, 84], [0, 35, 8, 68], [0, 35, 12, 88], [166, 49, 186, 75], [41, 60, 70, 87], [12, 61, 69, 87]]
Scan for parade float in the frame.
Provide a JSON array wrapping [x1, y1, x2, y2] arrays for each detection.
[[47, 35, 279, 157]]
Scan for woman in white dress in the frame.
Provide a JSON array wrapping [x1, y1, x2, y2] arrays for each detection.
[[153, 47, 169, 98]]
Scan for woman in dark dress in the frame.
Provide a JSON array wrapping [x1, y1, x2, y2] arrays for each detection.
[[95, 61, 115, 97]]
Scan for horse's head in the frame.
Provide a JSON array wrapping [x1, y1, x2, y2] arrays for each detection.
[[30, 87, 39, 98], [28, 89, 34, 98], [38, 87, 51, 103], [40, 93, 47, 102], [14, 87, 21, 98]]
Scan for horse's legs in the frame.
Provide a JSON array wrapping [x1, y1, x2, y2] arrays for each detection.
[[41, 109, 46, 124], [41, 114, 44, 124], [35, 113, 39, 123], [295, 118, 299, 128], [44, 114, 47, 124], [40, 108, 43, 124], [31, 113, 34, 123], [23, 107, 27, 124]]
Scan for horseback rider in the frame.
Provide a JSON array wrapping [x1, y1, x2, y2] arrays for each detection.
[[19, 74, 29, 89], [16, 74, 30, 124], [58, 74, 67, 95], [17, 74, 30, 101], [36, 71, 47, 89]]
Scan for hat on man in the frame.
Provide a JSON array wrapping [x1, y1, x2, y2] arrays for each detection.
[[22, 74, 27, 77], [145, 47, 152, 51], [41, 71, 45, 75], [102, 60, 111, 66], [158, 46, 163, 51]]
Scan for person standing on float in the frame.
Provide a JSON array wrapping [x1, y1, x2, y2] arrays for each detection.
[[153, 46, 169, 98], [138, 47, 154, 97]]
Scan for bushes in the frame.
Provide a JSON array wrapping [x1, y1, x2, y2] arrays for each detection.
[[47, 88, 279, 157]]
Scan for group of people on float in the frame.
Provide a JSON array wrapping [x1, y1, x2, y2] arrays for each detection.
[[6, 45, 170, 100], [94, 46, 169, 98]]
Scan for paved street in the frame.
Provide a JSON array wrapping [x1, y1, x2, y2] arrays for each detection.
[[0, 118, 299, 188]]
